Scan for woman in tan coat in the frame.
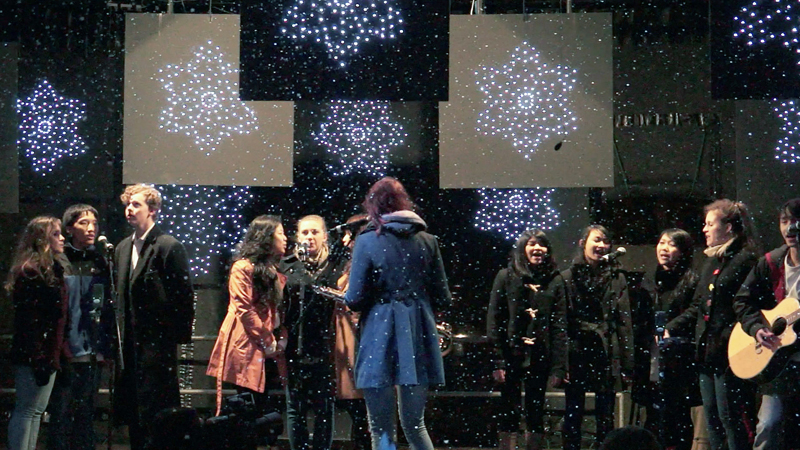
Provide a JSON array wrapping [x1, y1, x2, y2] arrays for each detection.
[[207, 215, 288, 414]]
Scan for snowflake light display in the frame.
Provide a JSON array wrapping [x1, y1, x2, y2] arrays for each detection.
[[156, 41, 258, 155], [159, 185, 254, 276], [733, 0, 800, 60], [474, 188, 561, 241], [16, 80, 86, 175], [774, 100, 800, 163], [313, 101, 406, 176], [279, 0, 404, 67], [476, 42, 578, 159]]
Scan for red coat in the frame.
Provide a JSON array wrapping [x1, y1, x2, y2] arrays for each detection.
[[206, 260, 287, 412]]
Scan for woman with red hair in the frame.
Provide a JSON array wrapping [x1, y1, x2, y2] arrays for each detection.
[[344, 177, 452, 450]]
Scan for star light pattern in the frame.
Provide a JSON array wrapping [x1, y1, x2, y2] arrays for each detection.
[[279, 0, 404, 67], [313, 101, 406, 177], [475, 42, 578, 159], [158, 185, 254, 276], [733, 0, 800, 62], [156, 41, 258, 155], [16, 80, 87, 175], [474, 188, 561, 241], [774, 100, 800, 163]]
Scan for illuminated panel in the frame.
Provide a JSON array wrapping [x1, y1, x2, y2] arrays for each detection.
[[733, 0, 799, 57], [476, 42, 578, 159], [312, 101, 406, 176], [474, 188, 561, 241], [17, 80, 86, 175], [279, 0, 404, 67], [775, 100, 800, 163], [157, 41, 258, 156], [159, 185, 254, 276]]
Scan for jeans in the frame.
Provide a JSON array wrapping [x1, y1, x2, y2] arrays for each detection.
[[753, 362, 800, 450], [562, 386, 616, 450], [285, 363, 335, 450], [8, 365, 56, 450], [362, 384, 433, 450], [47, 361, 100, 450], [698, 368, 755, 450]]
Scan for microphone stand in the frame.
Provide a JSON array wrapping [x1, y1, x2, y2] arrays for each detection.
[[102, 245, 123, 450]]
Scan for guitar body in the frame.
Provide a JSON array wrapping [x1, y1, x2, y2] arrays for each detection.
[[728, 297, 800, 384]]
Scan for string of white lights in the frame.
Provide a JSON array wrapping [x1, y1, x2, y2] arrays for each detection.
[[17, 80, 87, 175], [279, 0, 404, 67], [775, 100, 800, 164], [474, 188, 561, 240], [313, 100, 406, 176], [475, 42, 578, 159], [156, 41, 258, 155]]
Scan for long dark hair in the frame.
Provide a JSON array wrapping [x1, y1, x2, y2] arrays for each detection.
[[656, 228, 698, 295], [510, 228, 557, 277], [235, 215, 283, 306], [5, 216, 62, 292], [362, 177, 415, 235]]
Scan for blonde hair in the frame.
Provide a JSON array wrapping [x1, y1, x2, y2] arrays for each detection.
[[120, 184, 162, 217]]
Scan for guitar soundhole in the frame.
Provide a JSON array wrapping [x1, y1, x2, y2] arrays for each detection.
[[772, 317, 787, 336]]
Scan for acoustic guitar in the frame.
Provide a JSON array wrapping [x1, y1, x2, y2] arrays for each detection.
[[728, 297, 800, 384]]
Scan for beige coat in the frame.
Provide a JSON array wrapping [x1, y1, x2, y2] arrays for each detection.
[[206, 259, 287, 412]]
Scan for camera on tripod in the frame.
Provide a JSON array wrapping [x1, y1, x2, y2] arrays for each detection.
[[152, 392, 283, 450]]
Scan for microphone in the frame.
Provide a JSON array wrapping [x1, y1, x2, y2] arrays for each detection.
[[600, 247, 627, 262], [788, 222, 800, 238], [297, 242, 309, 261], [330, 218, 370, 234], [96, 235, 114, 252]]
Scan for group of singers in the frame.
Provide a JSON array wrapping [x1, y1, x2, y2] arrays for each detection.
[[5, 177, 451, 450], [5, 178, 800, 450], [488, 197, 800, 450]]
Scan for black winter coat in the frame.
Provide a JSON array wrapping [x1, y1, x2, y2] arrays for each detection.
[[666, 238, 758, 372], [734, 245, 791, 337], [487, 266, 568, 378], [562, 260, 633, 392]]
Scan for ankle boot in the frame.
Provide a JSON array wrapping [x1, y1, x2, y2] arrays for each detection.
[[524, 432, 544, 450]]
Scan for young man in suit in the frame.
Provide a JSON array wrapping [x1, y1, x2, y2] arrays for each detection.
[[113, 184, 194, 450], [734, 198, 800, 450]]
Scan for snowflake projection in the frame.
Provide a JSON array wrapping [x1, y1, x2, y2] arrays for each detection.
[[279, 0, 404, 67], [476, 42, 578, 159], [474, 188, 561, 241], [158, 185, 254, 276], [313, 101, 406, 177], [16, 80, 87, 175], [156, 41, 258, 155], [774, 100, 800, 163], [733, 0, 800, 62]]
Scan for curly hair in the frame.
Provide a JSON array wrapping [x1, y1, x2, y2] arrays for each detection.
[[5, 216, 62, 292], [120, 184, 162, 218], [235, 215, 283, 306]]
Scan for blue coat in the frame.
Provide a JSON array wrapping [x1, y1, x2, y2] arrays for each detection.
[[344, 211, 451, 389]]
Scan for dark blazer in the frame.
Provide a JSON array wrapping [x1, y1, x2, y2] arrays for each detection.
[[113, 224, 194, 427], [344, 211, 451, 389], [486, 266, 568, 379], [666, 238, 757, 372]]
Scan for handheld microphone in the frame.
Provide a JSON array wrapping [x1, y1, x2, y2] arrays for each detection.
[[96, 235, 114, 252], [788, 222, 800, 238], [330, 218, 370, 234], [600, 247, 627, 262], [297, 242, 310, 261]]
